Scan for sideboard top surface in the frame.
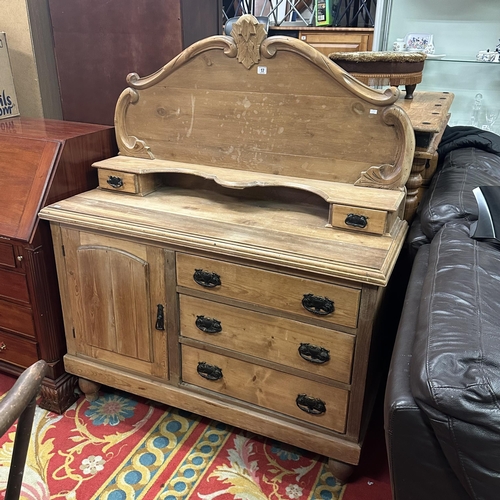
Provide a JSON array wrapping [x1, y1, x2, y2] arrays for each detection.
[[41, 184, 406, 286]]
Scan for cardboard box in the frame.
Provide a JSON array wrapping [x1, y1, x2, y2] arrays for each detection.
[[0, 32, 20, 120]]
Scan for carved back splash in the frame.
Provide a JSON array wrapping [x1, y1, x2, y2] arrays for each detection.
[[115, 15, 415, 189]]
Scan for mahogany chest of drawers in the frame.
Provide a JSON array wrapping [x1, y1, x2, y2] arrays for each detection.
[[0, 117, 116, 412]]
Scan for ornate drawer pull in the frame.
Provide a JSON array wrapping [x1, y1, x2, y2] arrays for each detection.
[[302, 293, 334, 315], [193, 269, 221, 288], [298, 343, 330, 364], [195, 315, 222, 334], [106, 175, 124, 189], [296, 394, 326, 415], [0, 342, 6, 351], [155, 304, 165, 330], [197, 361, 223, 381], [345, 213, 368, 228]]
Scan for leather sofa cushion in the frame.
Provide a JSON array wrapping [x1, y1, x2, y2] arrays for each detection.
[[418, 148, 500, 240], [410, 220, 500, 498]]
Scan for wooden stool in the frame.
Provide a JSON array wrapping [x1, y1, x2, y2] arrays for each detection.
[[329, 51, 427, 99]]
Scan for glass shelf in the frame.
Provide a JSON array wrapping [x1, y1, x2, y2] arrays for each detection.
[[385, 0, 500, 134], [426, 57, 500, 64], [417, 58, 500, 133]]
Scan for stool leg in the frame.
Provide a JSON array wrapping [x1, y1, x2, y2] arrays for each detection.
[[405, 84, 417, 99]]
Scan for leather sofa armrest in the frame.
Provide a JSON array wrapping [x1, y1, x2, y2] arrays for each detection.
[[385, 243, 470, 500], [410, 220, 500, 499]]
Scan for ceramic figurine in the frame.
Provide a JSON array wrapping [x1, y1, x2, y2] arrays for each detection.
[[424, 42, 435, 55], [393, 38, 405, 52]]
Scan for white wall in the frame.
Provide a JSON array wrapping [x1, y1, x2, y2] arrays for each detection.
[[0, 0, 61, 119], [386, 0, 499, 57], [386, 0, 500, 131]]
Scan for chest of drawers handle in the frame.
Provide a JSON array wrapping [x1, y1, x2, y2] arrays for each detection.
[[296, 394, 326, 415], [345, 213, 368, 228], [298, 343, 330, 364], [302, 294, 334, 315], [195, 315, 222, 334], [106, 175, 124, 189], [197, 361, 223, 381], [193, 269, 221, 288]]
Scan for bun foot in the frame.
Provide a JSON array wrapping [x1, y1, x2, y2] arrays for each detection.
[[327, 458, 355, 485], [78, 378, 101, 402]]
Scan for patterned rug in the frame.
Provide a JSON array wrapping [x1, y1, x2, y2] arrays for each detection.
[[0, 379, 345, 500]]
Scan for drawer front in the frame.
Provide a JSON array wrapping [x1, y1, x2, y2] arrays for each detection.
[[0, 268, 30, 304], [330, 205, 388, 235], [0, 330, 38, 368], [0, 299, 35, 337], [182, 345, 349, 433], [98, 169, 158, 195], [299, 33, 371, 55], [0, 242, 16, 268], [180, 295, 355, 384], [177, 254, 360, 328]]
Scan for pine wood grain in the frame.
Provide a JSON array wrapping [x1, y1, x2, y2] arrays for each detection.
[[179, 294, 355, 383]]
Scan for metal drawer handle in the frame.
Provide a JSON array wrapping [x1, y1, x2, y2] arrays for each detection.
[[0, 342, 6, 351], [197, 361, 223, 381], [106, 175, 124, 189], [298, 343, 330, 364], [302, 293, 334, 315], [155, 304, 165, 330], [193, 269, 221, 288], [345, 213, 368, 228], [195, 315, 222, 334], [296, 394, 326, 415]]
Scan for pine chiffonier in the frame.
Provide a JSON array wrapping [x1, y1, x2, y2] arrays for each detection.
[[39, 15, 415, 481]]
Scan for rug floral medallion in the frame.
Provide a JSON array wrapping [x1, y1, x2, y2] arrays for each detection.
[[0, 385, 345, 500]]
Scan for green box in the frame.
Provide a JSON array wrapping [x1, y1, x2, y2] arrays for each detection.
[[315, 0, 332, 26]]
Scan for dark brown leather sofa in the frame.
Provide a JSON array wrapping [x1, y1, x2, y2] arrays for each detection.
[[385, 127, 500, 500]]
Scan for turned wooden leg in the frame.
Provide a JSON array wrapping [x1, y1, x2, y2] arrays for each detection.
[[327, 458, 356, 485], [78, 378, 101, 402], [404, 84, 417, 99]]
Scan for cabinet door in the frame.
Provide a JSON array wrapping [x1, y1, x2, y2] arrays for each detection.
[[61, 229, 168, 379]]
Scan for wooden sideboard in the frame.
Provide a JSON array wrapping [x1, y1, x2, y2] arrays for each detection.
[[269, 26, 374, 56], [0, 117, 116, 413], [40, 16, 415, 482]]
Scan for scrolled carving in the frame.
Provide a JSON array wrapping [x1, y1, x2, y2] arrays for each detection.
[[114, 88, 154, 159], [354, 163, 402, 190], [231, 14, 267, 69], [383, 105, 415, 188], [260, 36, 399, 106], [125, 37, 238, 91]]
